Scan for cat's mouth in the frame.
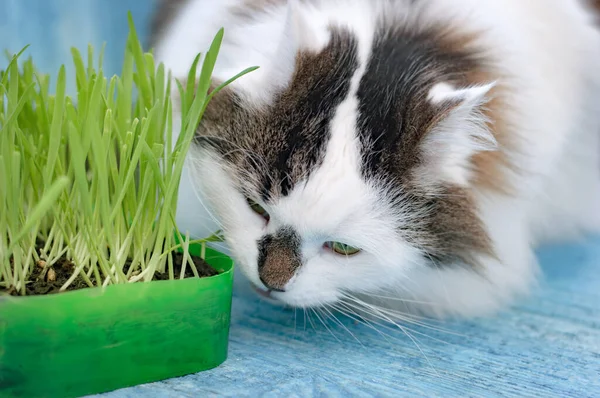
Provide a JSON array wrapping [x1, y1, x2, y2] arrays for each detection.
[[251, 283, 277, 300]]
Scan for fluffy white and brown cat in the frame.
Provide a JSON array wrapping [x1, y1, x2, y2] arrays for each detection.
[[150, 0, 600, 319]]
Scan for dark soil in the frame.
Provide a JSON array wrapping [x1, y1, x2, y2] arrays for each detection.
[[1, 250, 218, 297]]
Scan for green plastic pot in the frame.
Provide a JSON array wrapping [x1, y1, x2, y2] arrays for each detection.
[[0, 242, 234, 398]]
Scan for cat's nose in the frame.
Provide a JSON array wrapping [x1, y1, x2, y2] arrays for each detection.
[[258, 254, 299, 291], [257, 228, 302, 292]]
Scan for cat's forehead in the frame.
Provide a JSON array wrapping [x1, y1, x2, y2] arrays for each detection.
[[273, 95, 371, 231], [227, 25, 373, 230], [247, 28, 361, 201], [195, 26, 362, 202]]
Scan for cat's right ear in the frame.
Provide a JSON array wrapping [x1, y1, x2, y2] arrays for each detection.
[[413, 82, 498, 189]]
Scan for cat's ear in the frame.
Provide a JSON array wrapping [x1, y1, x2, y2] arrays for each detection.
[[265, 1, 325, 87], [415, 82, 498, 188], [286, 0, 323, 51], [233, 1, 327, 104]]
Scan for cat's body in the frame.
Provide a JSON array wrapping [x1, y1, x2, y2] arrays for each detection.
[[152, 0, 600, 318]]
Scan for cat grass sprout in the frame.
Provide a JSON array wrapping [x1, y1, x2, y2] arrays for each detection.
[[0, 14, 255, 296]]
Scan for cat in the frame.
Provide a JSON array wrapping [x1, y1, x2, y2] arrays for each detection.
[[150, 0, 600, 319]]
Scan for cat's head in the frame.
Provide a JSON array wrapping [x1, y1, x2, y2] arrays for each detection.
[[186, 4, 504, 308]]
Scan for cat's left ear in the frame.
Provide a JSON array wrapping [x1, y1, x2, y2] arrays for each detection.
[[415, 82, 498, 188], [232, 0, 325, 103], [286, 0, 324, 51], [267, 1, 326, 82]]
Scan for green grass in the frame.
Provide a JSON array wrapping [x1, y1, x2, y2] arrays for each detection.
[[0, 13, 256, 295]]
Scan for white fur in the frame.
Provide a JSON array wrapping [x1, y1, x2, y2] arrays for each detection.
[[154, 0, 600, 319]]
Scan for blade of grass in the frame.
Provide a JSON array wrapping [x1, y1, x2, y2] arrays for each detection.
[[10, 176, 69, 246]]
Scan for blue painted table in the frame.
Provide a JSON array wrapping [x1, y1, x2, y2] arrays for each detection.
[[1, 2, 598, 396]]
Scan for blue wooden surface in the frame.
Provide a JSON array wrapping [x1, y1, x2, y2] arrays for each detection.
[[1, 2, 599, 397], [98, 237, 600, 397]]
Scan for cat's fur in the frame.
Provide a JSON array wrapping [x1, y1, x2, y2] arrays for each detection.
[[151, 0, 600, 318]]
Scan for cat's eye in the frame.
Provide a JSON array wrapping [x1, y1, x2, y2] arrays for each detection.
[[247, 198, 270, 221], [324, 241, 361, 256]]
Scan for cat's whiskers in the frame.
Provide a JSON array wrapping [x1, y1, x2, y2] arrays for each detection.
[[336, 295, 441, 377], [303, 307, 308, 331], [339, 302, 462, 349], [331, 302, 395, 344], [306, 308, 318, 332], [333, 300, 453, 350], [312, 306, 342, 343], [321, 304, 364, 346], [293, 308, 298, 336], [359, 292, 446, 307], [340, 293, 462, 337], [330, 303, 462, 381], [203, 240, 231, 252]]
